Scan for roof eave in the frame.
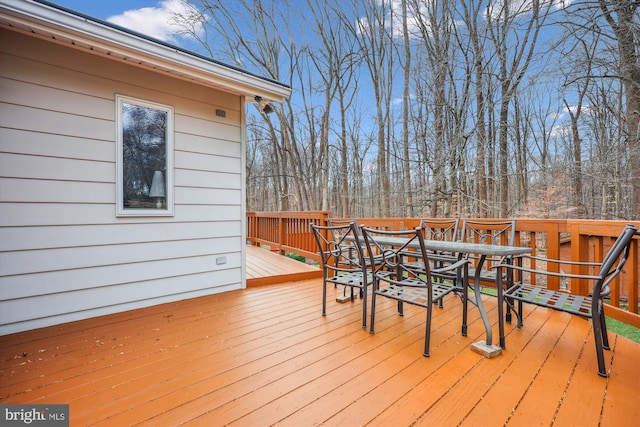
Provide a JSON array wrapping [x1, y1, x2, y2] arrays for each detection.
[[0, 0, 291, 102]]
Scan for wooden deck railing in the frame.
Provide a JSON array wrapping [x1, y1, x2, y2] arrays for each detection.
[[247, 212, 640, 327], [247, 211, 331, 260]]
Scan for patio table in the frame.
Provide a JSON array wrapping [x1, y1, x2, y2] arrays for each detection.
[[352, 235, 532, 357]]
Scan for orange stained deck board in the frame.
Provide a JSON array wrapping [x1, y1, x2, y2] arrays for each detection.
[[1, 248, 639, 426], [552, 334, 614, 426], [600, 335, 640, 426], [458, 308, 586, 426], [196, 300, 448, 426], [240, 296, 469, 427], [246, 244, 322, 286], [288, 301, 492, 427], [502, 315, 592, 426], [412, 306, 547, 426]]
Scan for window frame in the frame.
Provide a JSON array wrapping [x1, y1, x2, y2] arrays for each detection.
[[116, 95, 175, 217]]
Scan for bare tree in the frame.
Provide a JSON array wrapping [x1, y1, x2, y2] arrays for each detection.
[[513, 80, 564, 218], [459, 0, 492, 217], [175, 0, 638, 219], [488, 0, 553, 217], [563, 77, 590, 219], [400, 0, 414, 217], [409, 0, 453, 217], [553, 0, 638, 219], [176, 0, 304, 210], [306, 0, 361, 215], [338, 0, 395, 217], [552, 30, 597, 219], [597, 0, 640, 218]]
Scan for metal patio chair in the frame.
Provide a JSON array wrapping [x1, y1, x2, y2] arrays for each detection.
[[495, 224, 639, 377], [311, 221, 372, 329], [361, 225, 470, 357]]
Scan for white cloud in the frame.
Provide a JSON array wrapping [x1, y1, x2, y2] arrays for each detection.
[[107, 0, 203, 43], [484, 0, 568, 21], [549, 123, 569, 139]]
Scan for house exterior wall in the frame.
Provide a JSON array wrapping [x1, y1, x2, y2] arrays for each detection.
[[0, 28, 246, 335]]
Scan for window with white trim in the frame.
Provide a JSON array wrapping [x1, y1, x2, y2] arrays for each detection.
[[116, 95, 174, 216]]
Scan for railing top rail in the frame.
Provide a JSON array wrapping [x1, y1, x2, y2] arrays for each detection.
[[248, 211, 331, 219]]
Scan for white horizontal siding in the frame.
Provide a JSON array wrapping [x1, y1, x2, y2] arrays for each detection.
[[0, 221, 242, 251], [0, 38, 241, 119], [1, 251, 242, 300], [0, 167, 241, 203], [0, 236, 241, 278], [0, 178, 114, 203], [0, 28, 247, 334], [175, 150, 241, 174], [0, 102, 115, 140], [0, 76, 115, 120], [178, 132, 241, 158], [0, 204, 242, 227], [0, 272, 242, 330], [0, 152, 113, 182], [1, 128, 114, 161], [177, 169, 241, 190]]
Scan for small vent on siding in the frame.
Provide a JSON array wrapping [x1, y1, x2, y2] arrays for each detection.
[[215, 109, 226, 118]]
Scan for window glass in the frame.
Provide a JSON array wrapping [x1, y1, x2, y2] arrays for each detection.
[[117, 96, 173, 216]]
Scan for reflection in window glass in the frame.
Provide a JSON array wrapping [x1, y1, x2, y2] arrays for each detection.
[[117, 96, 173, 215]]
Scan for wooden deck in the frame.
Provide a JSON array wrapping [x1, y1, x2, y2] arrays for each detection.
[[1, 251, 639, 426], [246, 244, 322, 286]]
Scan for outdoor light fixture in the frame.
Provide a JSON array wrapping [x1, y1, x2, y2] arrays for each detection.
[[149, 170, 166, 208], [254, 96, 275, 114]]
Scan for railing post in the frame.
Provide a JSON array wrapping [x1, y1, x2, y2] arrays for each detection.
[[570, 223, 590, 296], [320, 211, 330, 227], [544, 222, 561, 291], [278, 213, 285, 255]]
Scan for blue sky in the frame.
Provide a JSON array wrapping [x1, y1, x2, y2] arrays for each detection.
[[49, 0, 160, 20], [48, 0, 192, 43]]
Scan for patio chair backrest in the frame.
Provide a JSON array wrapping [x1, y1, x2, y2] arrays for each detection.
[[310, 221, 365, 273], [460, 219, 517, 246], [327, 218, 358, 241], [328, 218, 356, 227], [459, 219, 517, 273], [418, 218, 460, 242], [360, 226, 433, 284]]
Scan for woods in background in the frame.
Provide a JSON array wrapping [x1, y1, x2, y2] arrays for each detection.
[[176, 0, 639, 220]]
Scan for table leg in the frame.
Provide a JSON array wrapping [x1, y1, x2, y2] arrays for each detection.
[[460, 257, 468, 336], [470, 254, 502, 358], [497, 265, 506, 349], [497, 256, 520, 348]]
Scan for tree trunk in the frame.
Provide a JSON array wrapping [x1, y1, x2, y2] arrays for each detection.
[[599, 0, 640, 219]]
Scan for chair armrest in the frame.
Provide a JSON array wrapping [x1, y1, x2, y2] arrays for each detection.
[[492, 257, 601, 281], [432, 258, 469, 275], [400, 249, 457, 262], [516, 254, 601, 268], [430, 253, 459, 263]]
